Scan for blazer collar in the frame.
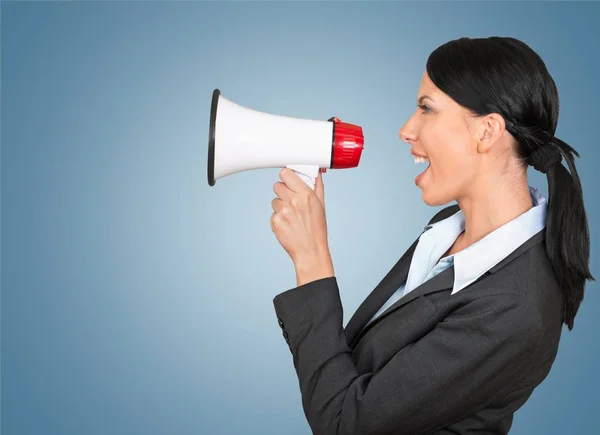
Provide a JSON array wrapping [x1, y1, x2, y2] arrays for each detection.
[[423, 186, 548, 296], [344, 219, 546, 349]]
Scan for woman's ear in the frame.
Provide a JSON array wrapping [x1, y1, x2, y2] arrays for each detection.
[[477, 113, 506, 153]]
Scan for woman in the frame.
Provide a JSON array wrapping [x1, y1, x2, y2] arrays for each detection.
[[269, 36, 594, 435]]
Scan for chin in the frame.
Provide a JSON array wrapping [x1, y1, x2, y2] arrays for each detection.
[[420, 187, 455, 207]]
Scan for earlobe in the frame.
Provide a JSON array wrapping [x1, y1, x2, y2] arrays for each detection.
[[477, 136, 495, 154], [476, 133, 493, 154], [475, 124, 490, 154]]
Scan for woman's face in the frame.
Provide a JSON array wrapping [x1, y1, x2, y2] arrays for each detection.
[[399, 71, 481, 206]]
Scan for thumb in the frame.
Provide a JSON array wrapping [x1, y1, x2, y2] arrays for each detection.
[[314, 170, 325, 207]]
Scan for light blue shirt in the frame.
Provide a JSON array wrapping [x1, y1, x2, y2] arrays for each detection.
[[365, 186, 548, 328]]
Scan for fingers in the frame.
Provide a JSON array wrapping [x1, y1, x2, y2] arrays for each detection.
[[279, 168, 306, 193], [271, 197, 284, 212], [273, 180, 292, 202]]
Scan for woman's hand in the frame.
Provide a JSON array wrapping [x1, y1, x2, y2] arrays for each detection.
[[271, 168, 334, 284]]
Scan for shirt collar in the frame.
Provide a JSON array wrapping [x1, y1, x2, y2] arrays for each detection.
[[422, 186, 547, 295]]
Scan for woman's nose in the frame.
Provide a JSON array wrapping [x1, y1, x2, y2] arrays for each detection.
[[399, 121, 417, 144]]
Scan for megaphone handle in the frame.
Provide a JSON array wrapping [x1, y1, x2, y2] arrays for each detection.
[[285, 164, 320, 191]]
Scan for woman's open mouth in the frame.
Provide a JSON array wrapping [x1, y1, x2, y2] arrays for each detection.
[[414, 156, 430, 185]]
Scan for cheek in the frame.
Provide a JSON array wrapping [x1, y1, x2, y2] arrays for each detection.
[[427, 126, 475, 175], [428, 144, 467, 177], [438, 151, 476, 176]]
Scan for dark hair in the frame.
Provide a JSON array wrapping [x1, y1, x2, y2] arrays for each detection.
[[426, 36, 594, 331]]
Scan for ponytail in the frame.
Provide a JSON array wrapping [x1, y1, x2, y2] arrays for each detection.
[[529, 136, 594, 330]]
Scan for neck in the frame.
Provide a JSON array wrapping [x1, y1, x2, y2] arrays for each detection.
[[456, 176, 534, 248]]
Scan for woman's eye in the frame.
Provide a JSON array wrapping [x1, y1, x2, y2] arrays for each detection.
[[418, 104, 431, 114]]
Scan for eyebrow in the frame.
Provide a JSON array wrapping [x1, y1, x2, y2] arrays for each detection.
[[417, 95, 434, 105]]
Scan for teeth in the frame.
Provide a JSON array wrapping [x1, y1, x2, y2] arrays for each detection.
[[414, 156, 429, 163]]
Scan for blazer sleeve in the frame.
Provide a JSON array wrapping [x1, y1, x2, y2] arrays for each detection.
[[272, 276, 543, 435]]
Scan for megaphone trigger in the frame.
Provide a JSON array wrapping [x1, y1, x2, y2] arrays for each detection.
[[285, 164, 320, 191]]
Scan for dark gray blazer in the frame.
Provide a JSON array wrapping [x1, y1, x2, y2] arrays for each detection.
[[273, 204, 564, 435]]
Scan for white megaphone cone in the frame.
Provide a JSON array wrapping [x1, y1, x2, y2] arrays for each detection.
[[207, 89, 364, 190]]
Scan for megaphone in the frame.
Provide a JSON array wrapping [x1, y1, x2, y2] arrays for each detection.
[[207, 89, 364, 190]]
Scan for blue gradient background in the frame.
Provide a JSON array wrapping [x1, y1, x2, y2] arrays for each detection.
[[2, 1, 599, 434]]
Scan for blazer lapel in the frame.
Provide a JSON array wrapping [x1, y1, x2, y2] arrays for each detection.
[[347, 264, 455, 347], [344, 236, 420, 348]]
